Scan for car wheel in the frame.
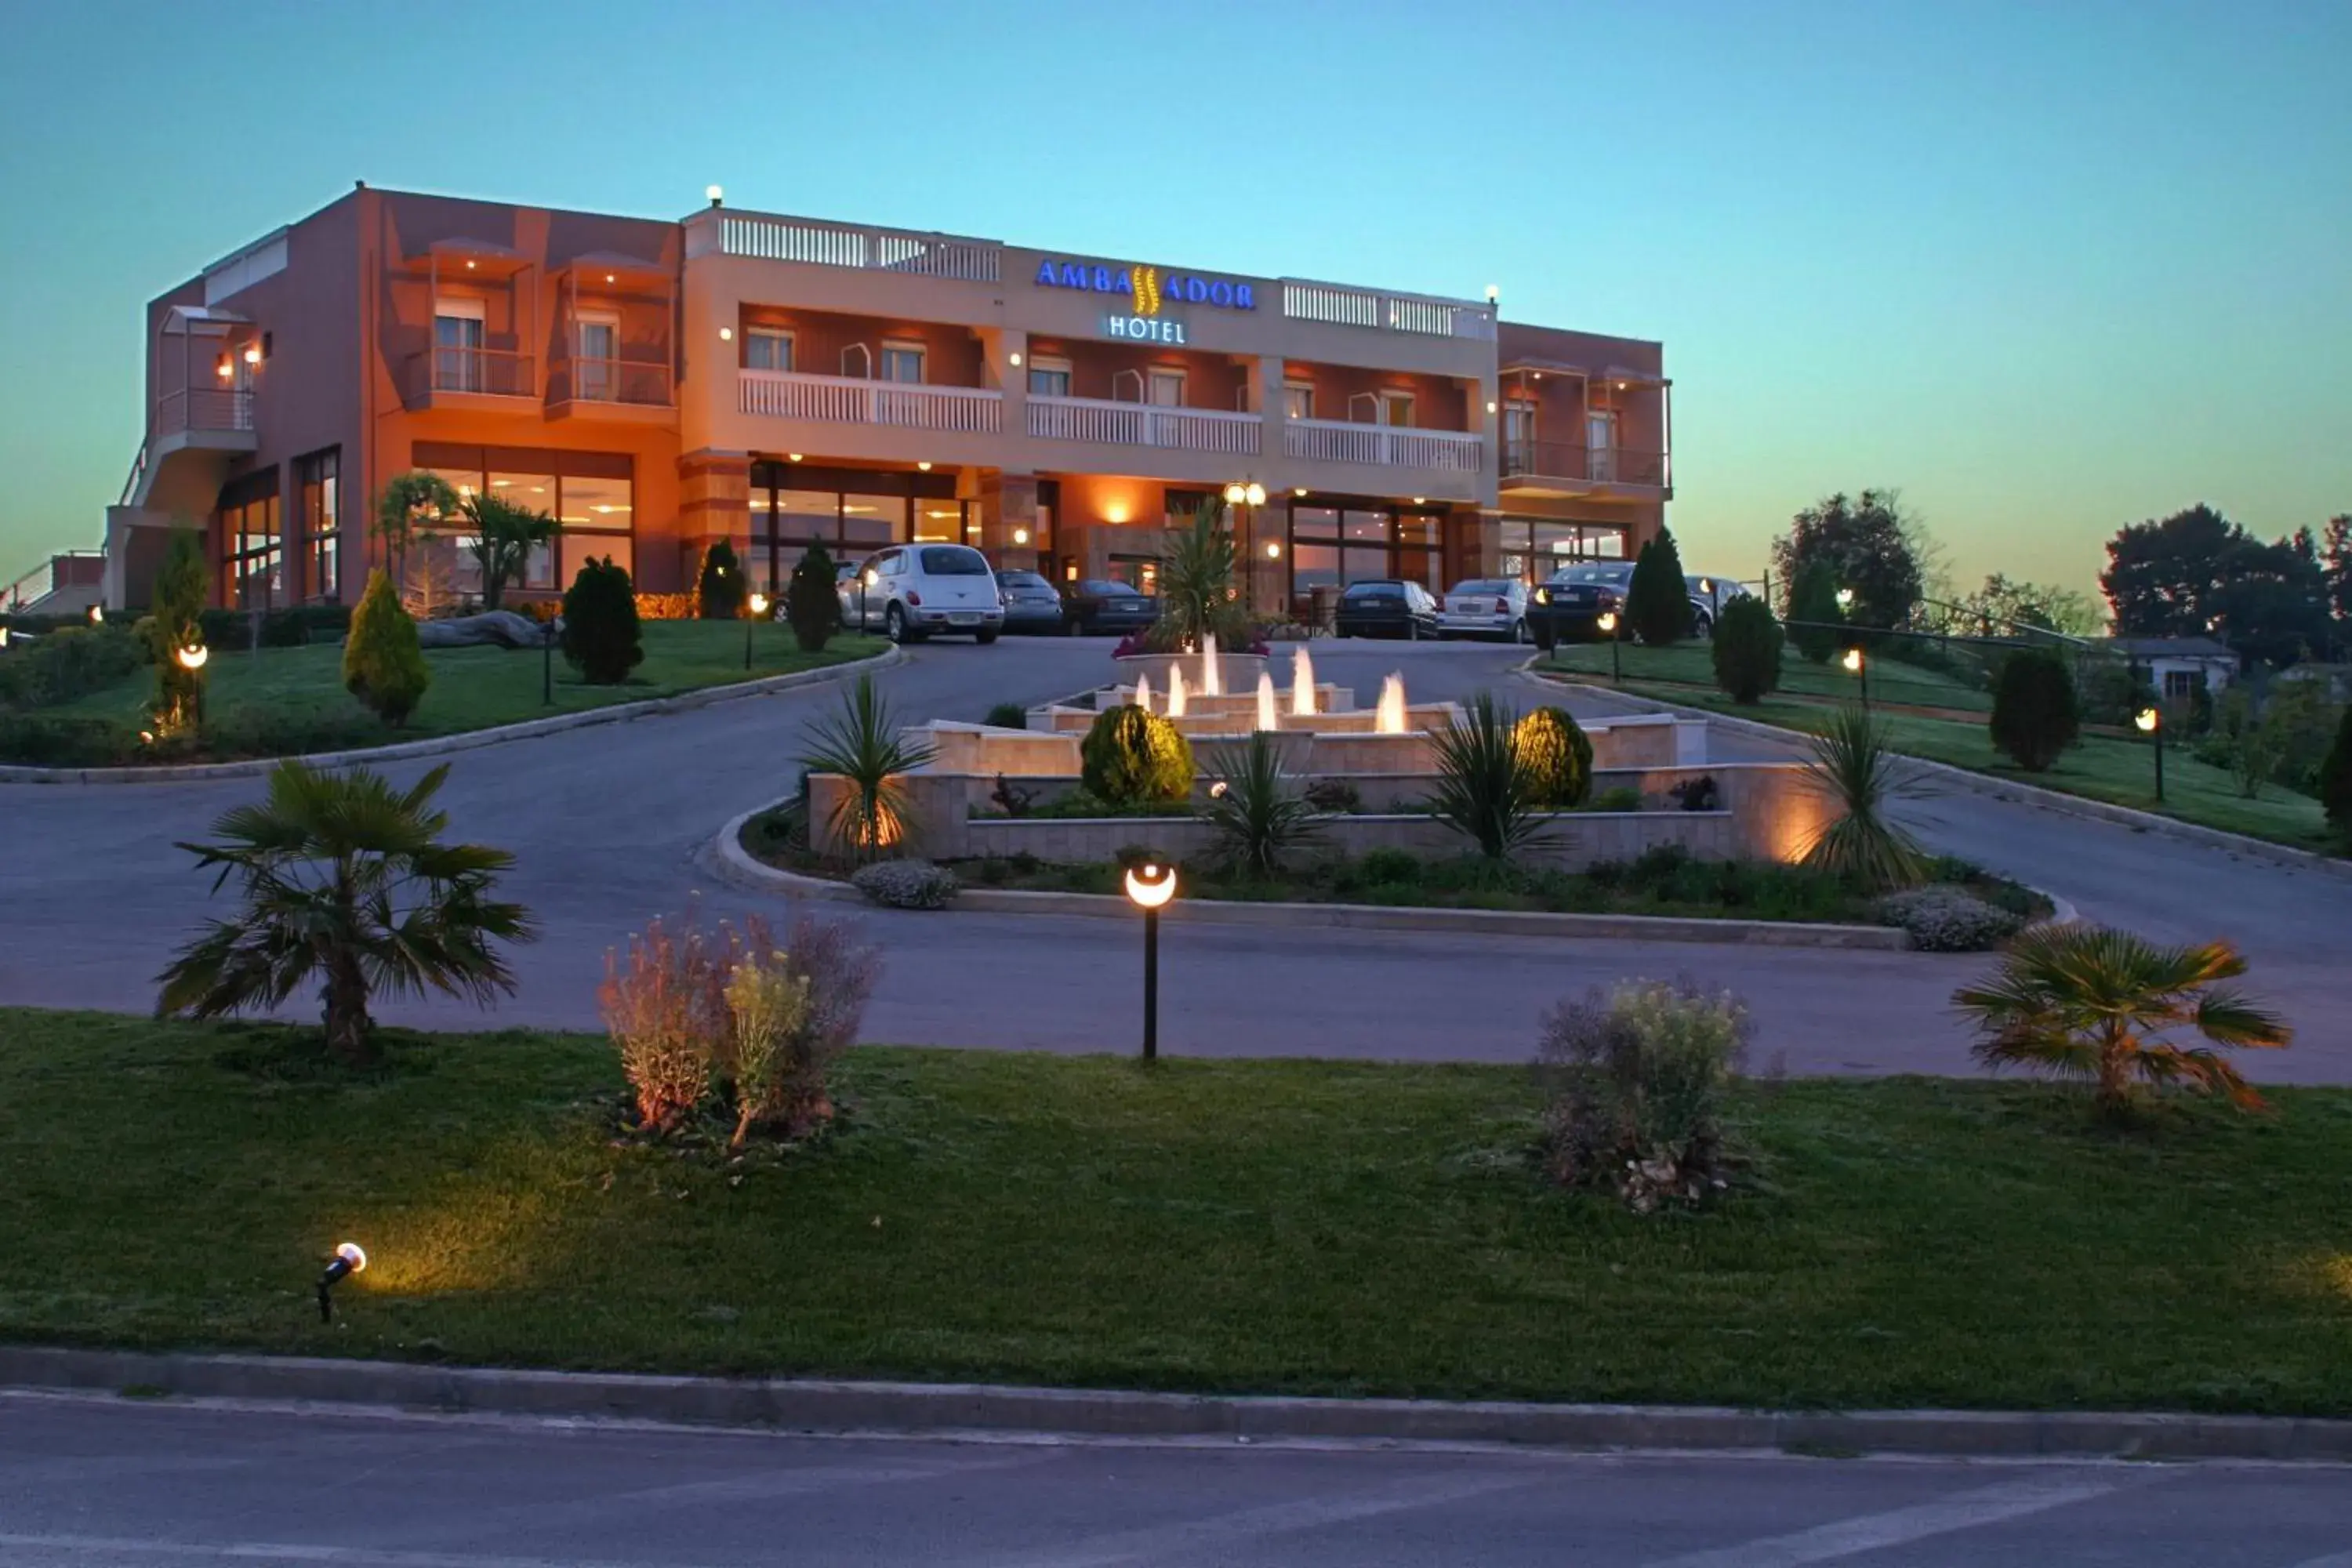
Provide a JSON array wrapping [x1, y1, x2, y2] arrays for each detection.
[[976, 630, 1000, 645], [1693, 612, 1713, 640], [1513, 618, 1531, 644], [885, 604, 913, 644]]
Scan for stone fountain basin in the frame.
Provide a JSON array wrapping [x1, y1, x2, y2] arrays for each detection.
[[1112, 651, 1267, 693]]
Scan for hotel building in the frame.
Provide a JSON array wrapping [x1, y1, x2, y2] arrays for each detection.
[[103, 183, 1671, 614]]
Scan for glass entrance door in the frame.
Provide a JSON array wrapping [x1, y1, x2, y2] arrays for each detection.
[[575, 316, 618, 401], [435, 312, 485, 392]]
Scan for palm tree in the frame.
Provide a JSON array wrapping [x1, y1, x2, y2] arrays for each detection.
[[1800, 702, 1926, 891], [1204, 731, 1323, 877], [460, 491, 559, 612], [799, 675, 936, 862], [1427, 691, 1548, 859], [1954, 926, 2292, 1112], [1152, 496, 1249, 652], [157, 760, 535, 1064]]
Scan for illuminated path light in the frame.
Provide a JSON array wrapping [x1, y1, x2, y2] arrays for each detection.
[[315, 1242, 366, 1322], [1123, 862, 1177, 1062]]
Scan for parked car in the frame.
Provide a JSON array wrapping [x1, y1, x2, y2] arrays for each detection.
[[1334, 579, 1440, 640], [833, 560, 866, 627], [1437, 577, 1533, 642], [1682, 573, 1754, 638], [1526, 563, 1633, 648], [846, 544, 1004, 644], [1062, 579, 1160, 637], [994, 569, 1067, 634]]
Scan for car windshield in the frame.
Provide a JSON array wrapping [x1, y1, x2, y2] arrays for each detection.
[[918, 546, 990, 575], [1550, 564, 1632, 586], [1451, 579, 1510, 596], [996, 572, 1052, 590], [1080, 580, 1139, 597]]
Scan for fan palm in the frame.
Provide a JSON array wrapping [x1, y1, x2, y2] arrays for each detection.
[[1799, 702, 1926, 891], [799, 675, 936, 862], [1954, 925, 2292, 1112], [1427, 691, 1549, 859], [1151, 495, 1249, 652], [1204, 731, 1323, 877], [156, 760, 535, 1064]]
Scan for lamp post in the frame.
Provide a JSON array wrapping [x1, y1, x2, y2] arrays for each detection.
[[744, 591, 769, 670], [2136, 706, 2165, 801], [1842, 646, 1868, 710], [543, 614, 556, 705], [1123, 861, 1178, 1062], [1835, 587, 1855, 613], [315, 1241, 366, 1323], [1222, 481, 1266, 609], [1596, 611, 1621, 682]]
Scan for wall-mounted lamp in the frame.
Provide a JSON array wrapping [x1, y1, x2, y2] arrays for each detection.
[[786, 452, 802, 462], [242, 344, 262, 367], [1265, 541, 1282, 559], [464, 259, 477, 271], [316, 1241, 366, 1322], [916, 460, 932, 472], [1012, 527, 1030, 546], [217, 359, 234, 379], [718, 326, 733, 342], [1009, 352, 1022, 367], [1486, 401, 1498, 415], [604, 272, 615, 284]]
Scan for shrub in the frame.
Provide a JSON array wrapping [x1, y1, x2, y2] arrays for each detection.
[[1203, 731, 1322, 877], [633, 592, 697, 621], [721, 953, 810, 1149], [787, 542, 840, 652], [1801, 703, 1926, 891], [0, 713, 136, 767], [1427, 692, 1546, 858], [1711, 596, 1783, 703], [851, 858, 960, 909], [1624, 529, 1691, 646], [1586, 785, 1644, 812], [756, 911, 880, 1135], [341, 568, 431, 724], [698, 539, 747, 620], [1356, 847, 1422, 885], [0, 625, 143, 711], [563, 556, 644, 685], [800, 676, 936, 861], [1303, 778, 1361, 814], [599, 914, 728, 1134], [1875, 887, 2026, 952], [1079, 703, 1193, 806], [1988, 648, 2080, 771], [983, 702, 1029, 730], [1514, 706, 1593, 809], [1537, 978, 1753, 1212], [1785, 559, 1845, 663], [2321, 704, 2352, 840], [158, 760, 533, 1065], [1955, 926, 2291, 1112]]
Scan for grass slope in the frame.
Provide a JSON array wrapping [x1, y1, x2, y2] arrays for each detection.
[[4, 1009, 2349, 1415], [1548, 641, 1991, 713]]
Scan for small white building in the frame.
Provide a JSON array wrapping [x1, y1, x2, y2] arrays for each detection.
[[2097, 637, 2238, 701]]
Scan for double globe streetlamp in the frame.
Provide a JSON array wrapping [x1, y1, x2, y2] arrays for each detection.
[[1222, 481, 1267, 608]]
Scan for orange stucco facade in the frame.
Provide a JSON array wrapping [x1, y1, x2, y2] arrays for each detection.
[[104, 185, 1671, 615]]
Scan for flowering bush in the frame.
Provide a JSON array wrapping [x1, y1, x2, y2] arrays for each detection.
[[632, 592, 698, 622], [1538, 978, 1753, 1212], [1875, 886, 2027, 952], [851, 858, 960, 909], [598, 914, 727, 1134], [1112, 632, 1149, 659]]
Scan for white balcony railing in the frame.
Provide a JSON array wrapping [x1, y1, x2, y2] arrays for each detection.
[[154, 387, 254, 438], [696, 211, 1002, 284], [1025, 395, 1262, 455], [1284, 418, 1483, 472], [738, 368, 1003, 433], [1280, 280, 1496, 341]]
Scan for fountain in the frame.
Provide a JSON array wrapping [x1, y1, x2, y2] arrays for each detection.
[[1375, 672, 1407, 735], [1290, 646, 1316, 716], [1256, 671, 1279, 734], [1167, 664, 1188, 718], [1134, 672, 1153, 713], [1200, 632, 1223, 696]]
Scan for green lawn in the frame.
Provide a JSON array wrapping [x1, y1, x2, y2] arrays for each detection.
[[1542, 668, 2336, 855], [5, 1008, 2350, 1415], [1548, 641, 1992, 713], [30, 624, 884, 762]]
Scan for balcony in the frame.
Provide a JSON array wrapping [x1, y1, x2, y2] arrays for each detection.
[[549, 355, 675, 422], [739, 368, 1002, 433], [405, 347, 536, 409], [1500, 440, 1668, 496], [1026, 394, 1260, 456], [154, 386, 253, 441], [691, 209, 1003, 284], [1284, 417, 1482, 472]]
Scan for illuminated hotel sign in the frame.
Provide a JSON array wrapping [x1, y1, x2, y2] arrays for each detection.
[[1105, 314, 1188, 344], [1034, 260, 1257, 312]]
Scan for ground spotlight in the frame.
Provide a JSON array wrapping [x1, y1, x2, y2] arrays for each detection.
[[316, 1241, 366, 1322]]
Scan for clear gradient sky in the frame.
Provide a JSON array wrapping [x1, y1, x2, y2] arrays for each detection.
[[2, 0, 2345, 599]]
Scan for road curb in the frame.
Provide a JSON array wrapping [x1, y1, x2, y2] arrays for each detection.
[[710, 801, 1911, 949], [1530, 670, 2352, 884], [2, 1347, 2345, 1461], [0, 646, 903, 787]]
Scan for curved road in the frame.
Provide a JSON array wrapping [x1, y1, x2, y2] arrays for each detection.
[[2, 637, 2343, 1080]]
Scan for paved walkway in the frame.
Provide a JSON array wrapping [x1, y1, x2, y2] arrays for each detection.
[[2, 1394, 2347, 1566], [1, 637, 2344, 1079]]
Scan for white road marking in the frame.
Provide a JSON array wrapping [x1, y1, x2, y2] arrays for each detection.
[[0, 1535, 716, 1568], [1641, 1474, 2124, 1567]]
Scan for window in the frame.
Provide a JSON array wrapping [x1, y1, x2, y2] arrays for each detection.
[[917, 546, 989, 575], [1587, 409, 1618, 481], [434, 296, 487, 393], [745, 328, 793, 373], [1028, 356, 1072, 399], [296, 448, 339, 601], [843, 494, 909, 553], [880, 340, 925, 383], [1147, 368, 1185, 407], [412, 445, 633, 597], [1504, 398, 1538, 469], [1499, 518, 1628, 581], [1378, 390, 1416, 427], [914, 503, 966, 543], [220, 481, 282, 611], [1283, 381, 1315, 421], [2164, 669, 2199, 699], [485, 470, 559, 590], [573, 310, 619, 401]]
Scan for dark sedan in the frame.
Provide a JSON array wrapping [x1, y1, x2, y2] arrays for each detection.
[[994, 569, 1067, 634], [1063, 579, 1160, 636], [1527, 563, 1632, 648], [1334, 579, 1440, 640]]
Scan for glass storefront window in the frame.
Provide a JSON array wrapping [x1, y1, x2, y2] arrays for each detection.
[[560, 472, 633, 586], [1291, 505, 1340, 542], [487, 471, 559, 589], [841, 495, 906, 553], [1290, 541, 1339, 594], [1341, 509, 1390, 545], [913, 503, 964, 543]]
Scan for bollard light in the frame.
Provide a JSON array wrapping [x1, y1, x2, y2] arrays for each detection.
[[88, 604, 104, 625], [173, 642, 208, 671], [1123, 862, 1178, 1062], [1842, 647, 1869, 710], [744, 592, 769, 669], [1835, 587, 1856, 612], [1596, 611, 1621, 682], [316, 1241, 366, 1322], [2136, 706, 2165, 801]]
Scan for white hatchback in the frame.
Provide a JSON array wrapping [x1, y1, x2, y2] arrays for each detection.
[[849, 544, 1004, 644], [1438, 578, 1534, 642]]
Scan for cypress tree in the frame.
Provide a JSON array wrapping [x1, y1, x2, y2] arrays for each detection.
[[343, 568, 431, 725], [1711, 595, 1784, 704], [698, 539, 746, 620], [151, 526, 210, 731], [787, 543, 841, 652], [1988, 648, 2082, 771], [561, 556, 644, 685], [1786, 558, 1846, 663], [1624, 530, 1691, 646]]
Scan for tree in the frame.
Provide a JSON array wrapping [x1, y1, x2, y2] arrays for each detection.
[[156, 760, 535, 1065], [1514, 706, 1593, 808], [1943, 573, 2103, 639], [459, 492, 557, 612], [2101, 503, 2328, 665], [1785, 559, 1846, 663], [1955, 927, 2291, 1113], [1150, 495, 1250, 652], [561, 556, 644, 684], [376, 470, 463, 618], [2319, 703, 2352, 841], [1988, 648, 2082, 771], [698, 539, 746, 621], [150, 526, 209, 732], [799, 675, 938, 861], [786, 543, 841, 652], [1799, 704, 1926, 891], [1624, 530, 1691, 645], [343, 567, 431, 724], [1770, 490, 1924, 633], [2323, 514, 2352, 633], [1711, 595, 1784, 703]]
